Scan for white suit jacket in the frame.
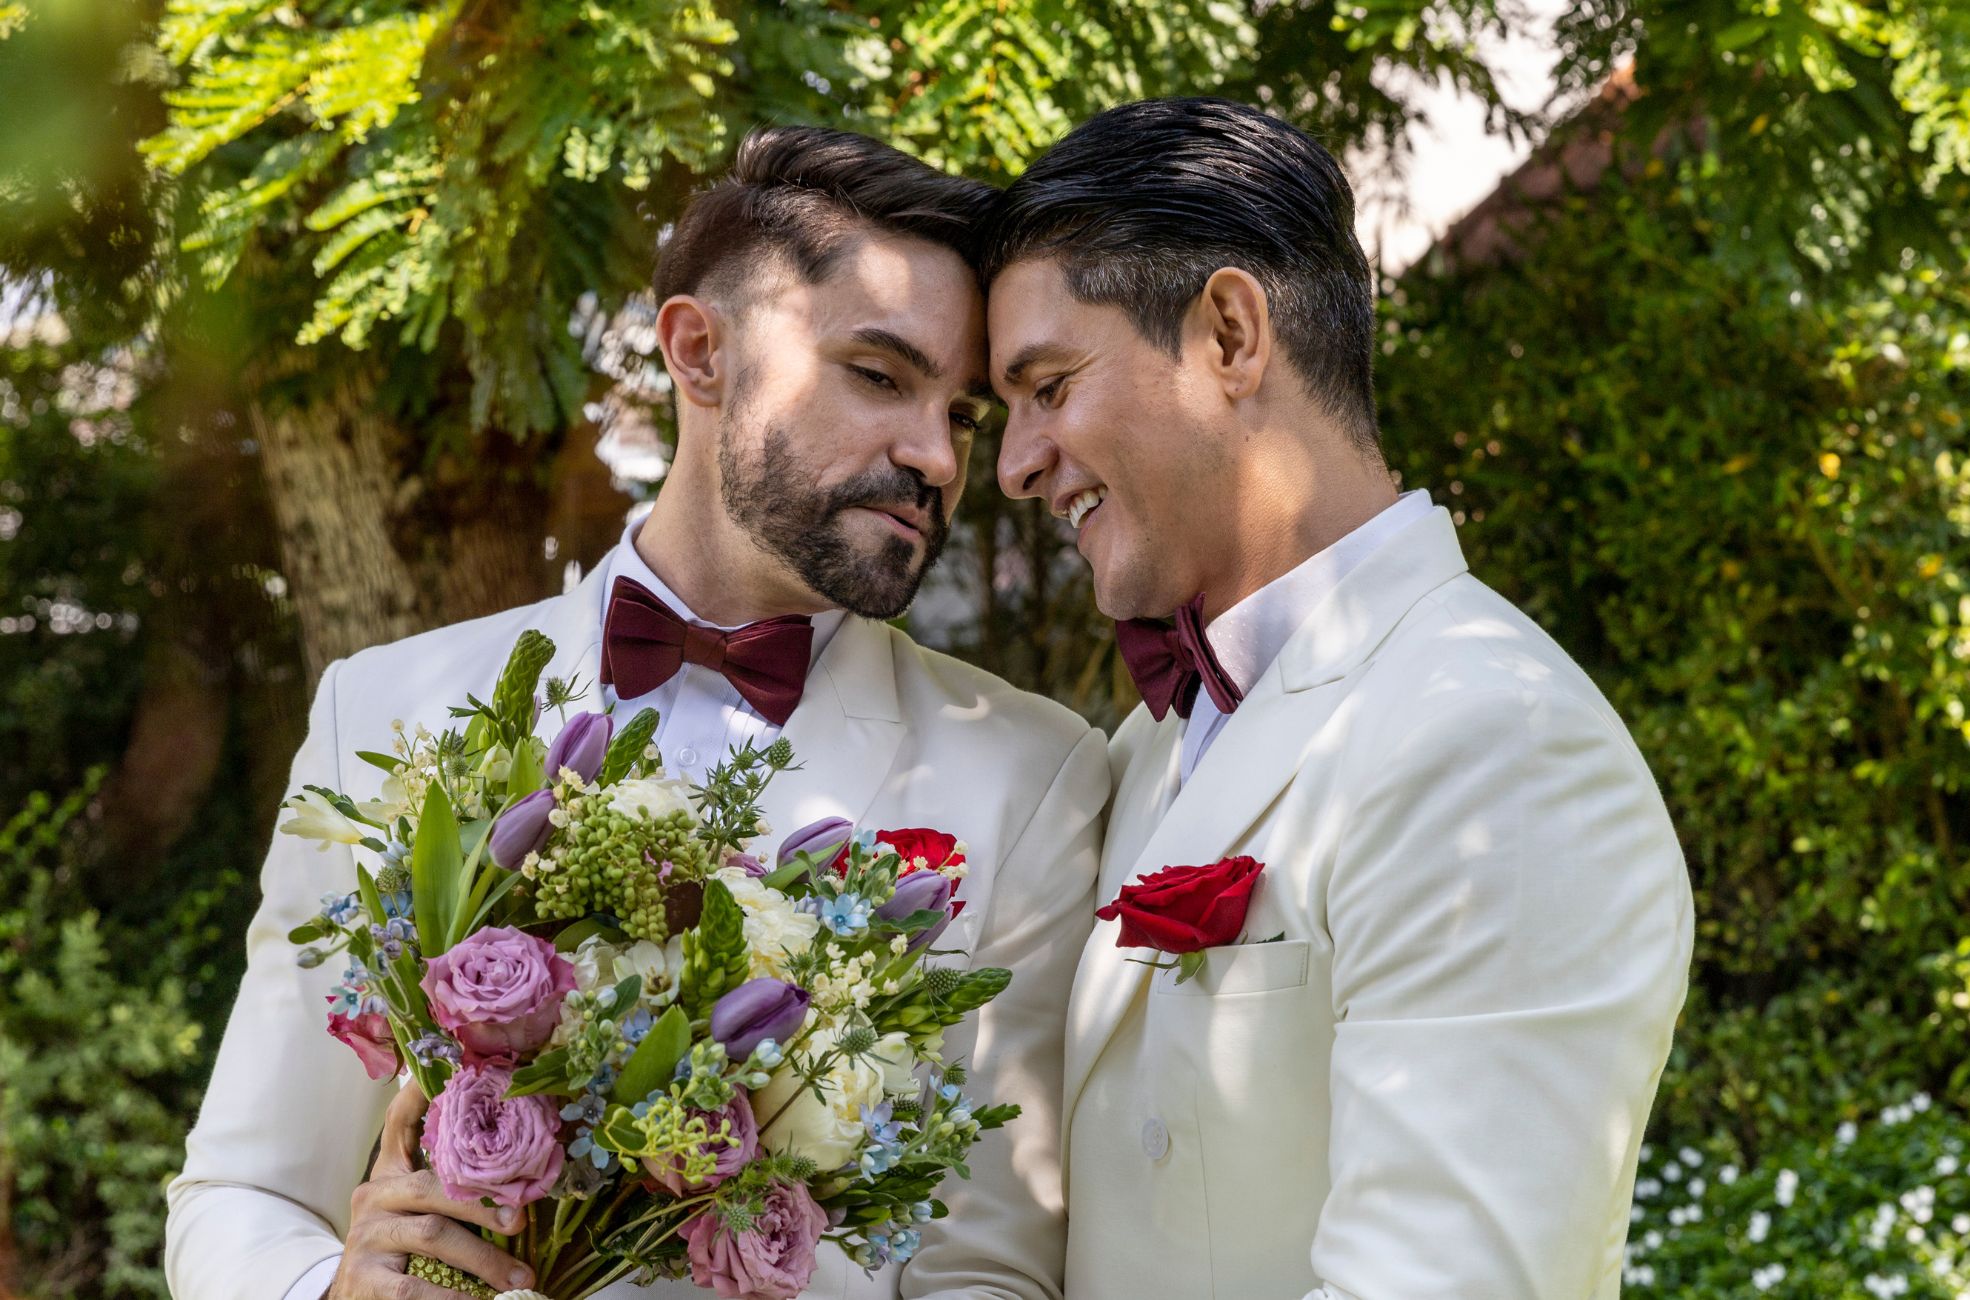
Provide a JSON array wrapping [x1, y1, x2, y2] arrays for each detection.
[[165, 560, 1108, 1300], [1061, 507, 1693, 1300]]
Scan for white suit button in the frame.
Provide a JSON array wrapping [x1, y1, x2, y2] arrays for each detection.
[[678, 746, 699, 767], [1140, 1118, 1170, 1161]]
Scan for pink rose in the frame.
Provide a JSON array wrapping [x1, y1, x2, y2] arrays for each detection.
[[421, 1062, 564, 1208], [420, 925, 576, 1064], [325, 999, 400, 1081], [681, 1179, 827, 1300], [644, 1090, 759, 1195]]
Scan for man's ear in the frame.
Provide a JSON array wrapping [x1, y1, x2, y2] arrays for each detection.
[[655, 294, 726, 409], [1196, 267, 1272, 403]]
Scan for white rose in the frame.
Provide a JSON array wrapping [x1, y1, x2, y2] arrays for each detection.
[[718, 868, 820, 979], [609, 776, 696, 822], [870, 1032, 918, 1096], [568, 934, 620, 995], [754, 1028, 885, 1170]]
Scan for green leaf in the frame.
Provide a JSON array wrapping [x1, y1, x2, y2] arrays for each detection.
[[599, 975, 643, 1022], [598, 707, 660, 786], [507, 737, 546, 800], [288, 919, 328, 944], [505, 1048, 576, 1098], [554, 916, 625, 952], [761, 858, 813, 892], [355, 750, 401, 775], [613, 1005, 689, 1106], [411, 782, 463, 956], [1173, 950, 1208, 986], [356, 863, 389, 927]]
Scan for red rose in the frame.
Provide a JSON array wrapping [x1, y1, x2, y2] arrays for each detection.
[[835, 828, 966, 876], [1096, 856, 1264, 954]]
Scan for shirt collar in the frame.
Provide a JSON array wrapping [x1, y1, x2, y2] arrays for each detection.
[[1202, 489, 1434, 697], [602, 514, 847, 669]]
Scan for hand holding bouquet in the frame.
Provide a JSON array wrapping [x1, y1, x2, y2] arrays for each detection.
[[283, 632, 1017, 1299]]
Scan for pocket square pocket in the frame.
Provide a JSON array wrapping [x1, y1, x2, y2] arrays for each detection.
[[1154, 938, 1311, 997]]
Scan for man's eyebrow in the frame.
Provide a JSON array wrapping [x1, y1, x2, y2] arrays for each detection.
[[849, 327, 943, 380], [998, 342, 1070, 386]]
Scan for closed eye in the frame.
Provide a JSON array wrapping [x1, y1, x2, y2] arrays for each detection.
[[1034, 375, 1068, 408], [951, 410, 982, 434], [850, 365, 898, 392]]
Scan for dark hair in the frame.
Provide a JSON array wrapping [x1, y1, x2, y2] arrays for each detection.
[[656, 125, 995, 305], [980, 97, 1380, 451]]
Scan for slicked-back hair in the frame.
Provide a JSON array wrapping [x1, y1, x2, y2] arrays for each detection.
[[655, 125, 996, 308], [980, 97, 1381, 451]]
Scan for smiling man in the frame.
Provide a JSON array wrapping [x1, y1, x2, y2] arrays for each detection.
[[984, 98, 1693, 1299], [167, 126, 1107, 1300]]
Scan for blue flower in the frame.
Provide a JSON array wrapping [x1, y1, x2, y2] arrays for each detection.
[[319, 891, 363, 926], [815, 893, 871, 937], [620, 1007, 655, 1046], [560, 1093, 606, 1126], [408, 1031, 461, 1068], [908, 1201, 933, 1224], [369, 917, 414, 962], [888, 1228, 921, 1263], [381, 887, 413, 920], [859, 1143, 899, 1180], [861, 1101, 903, 1145]]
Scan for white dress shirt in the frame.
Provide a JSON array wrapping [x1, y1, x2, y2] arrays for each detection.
[[1179, 489, 1433, 784], [286, 518, 845, 1300]]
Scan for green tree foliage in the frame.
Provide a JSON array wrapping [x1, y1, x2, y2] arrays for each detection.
[[0, 781, 210, 1298], [1383, 168, 1969, 1155]]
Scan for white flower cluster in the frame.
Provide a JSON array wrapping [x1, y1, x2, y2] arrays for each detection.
[[1623, 1090, 1970, 1296]]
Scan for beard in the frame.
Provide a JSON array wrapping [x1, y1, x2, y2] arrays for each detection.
[[717, 405, 950, 620]]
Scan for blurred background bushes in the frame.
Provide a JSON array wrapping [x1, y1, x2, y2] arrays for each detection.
[[1, 0, 1965, 1293]]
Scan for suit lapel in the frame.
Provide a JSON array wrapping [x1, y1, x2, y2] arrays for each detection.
[[753, 616, 905, 842], [1063, 506, 1473, 1124]]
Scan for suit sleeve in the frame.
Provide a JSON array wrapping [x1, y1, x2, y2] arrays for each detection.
[[165, 659, 398, 1300], [1306, 688, 1693, 1300], [901, 725, 1109, 1300]]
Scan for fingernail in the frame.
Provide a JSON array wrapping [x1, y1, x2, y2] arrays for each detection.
[[501, 1208, 521, 1229], [511, 1269, 532, 1288]]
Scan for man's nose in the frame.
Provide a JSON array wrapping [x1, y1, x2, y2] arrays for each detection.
[[996, 409, 1053, 501], [892, 408, 961, 490]]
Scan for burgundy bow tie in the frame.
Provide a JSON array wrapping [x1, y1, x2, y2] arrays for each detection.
[[1115, 594, 1245, 722], [600, 577, 814, 727]]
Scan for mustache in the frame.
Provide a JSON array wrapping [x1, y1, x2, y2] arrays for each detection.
[[824, 467, 940, 524]]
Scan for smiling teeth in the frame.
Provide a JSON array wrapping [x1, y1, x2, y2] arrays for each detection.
[[1065, 487, 1107, 530]]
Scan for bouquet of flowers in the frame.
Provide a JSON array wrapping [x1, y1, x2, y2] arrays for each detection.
[[282, 631, 1016, 1300]]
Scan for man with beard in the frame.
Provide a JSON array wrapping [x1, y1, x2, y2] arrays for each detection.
[[166, 127, 1108, 1300]]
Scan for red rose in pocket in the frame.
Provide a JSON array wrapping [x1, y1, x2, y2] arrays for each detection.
[[1096, 856, 1264, 954]]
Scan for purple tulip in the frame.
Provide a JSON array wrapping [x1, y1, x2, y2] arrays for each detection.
[[711, 978, 811, 1063], [777, 817, 854, 870], [879, 871, 955, 951], [545, 711, 613, 783], [489, 789, 556, 870]]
